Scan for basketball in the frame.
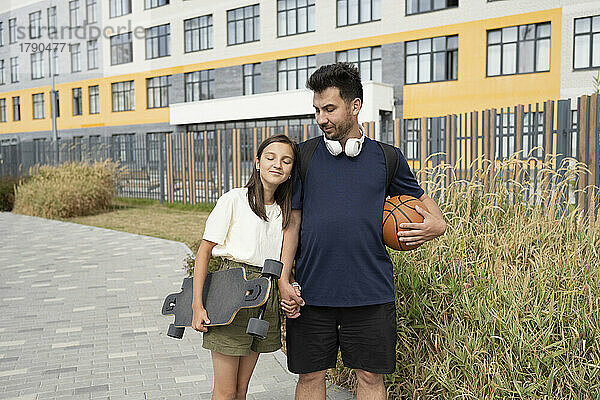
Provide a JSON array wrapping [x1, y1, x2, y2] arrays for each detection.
[[382, 195, 428, 251]]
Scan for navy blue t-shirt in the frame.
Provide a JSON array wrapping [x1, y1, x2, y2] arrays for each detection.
[[291, 137, 424, 307]]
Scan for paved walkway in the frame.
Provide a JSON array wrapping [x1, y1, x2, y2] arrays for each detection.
[[0, 213, 354, 400]]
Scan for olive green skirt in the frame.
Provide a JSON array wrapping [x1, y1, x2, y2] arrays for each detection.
[[202, 259, 282, 356]]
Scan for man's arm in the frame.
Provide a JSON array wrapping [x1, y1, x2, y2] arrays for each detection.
[[397, 193, 446, 247], [279, 209, 304, 315]]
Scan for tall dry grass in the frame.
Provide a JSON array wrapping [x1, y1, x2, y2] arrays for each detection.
[[329, 154, 600, 399], [13, 161, 119, 218]]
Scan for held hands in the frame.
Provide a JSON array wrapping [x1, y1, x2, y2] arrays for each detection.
[[191, 307, 210, 332], [397, 205, 447, 248], [280, 282, 304, 319]]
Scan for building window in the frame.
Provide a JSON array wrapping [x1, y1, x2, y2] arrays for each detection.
[[406, 35, 458, 84], [12, 97, 20, 121], [89, 85, 100, 114], [29, 11, 42, 39], [9, 19, 16, 44], [147, 75, 171, 108], [111, 32, 133, 65], [336, 46, 382, 82], [243, 63, 261, 95], [31, 52, 44, 79], [337, 0, 381, 26], [146, 24, 170, 59], [112, 134, 135, 162], [184, 15, 213, 53], [10, 57, 18, 83], [227, 4, 260, 45], [52, 90, 60, 118], [0, 22, 4, 46], [48, 50, 59, 76], [69, 1, 81, 28], [278, 0, 315, 36], [112, 80, 135, 112], [277, 55, 316, 91], [86, 0, 98, 23], [184, 70, 214, 102], [487, 22, 551, 76], [33, 93, 45, 119], [574, 15, 600, 70], [0, 60, 5, 85], [0, 99, 6, 122], [70, 43, 81, 72], [406, 0, 458, 15], [48, 7, 57, 37], [87, 39, 98, 70], [145, 0, 169, 9], [110, 0, 132, 18], [73, 88, 83, 116]]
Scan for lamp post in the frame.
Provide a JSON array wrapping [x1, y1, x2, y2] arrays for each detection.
[[49, 0, 58, 164]]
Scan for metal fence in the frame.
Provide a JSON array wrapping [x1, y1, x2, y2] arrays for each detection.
[[1, 94, 598, 219]]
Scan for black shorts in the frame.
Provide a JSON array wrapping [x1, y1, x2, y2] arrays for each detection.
[[286, 302, 397, 374]]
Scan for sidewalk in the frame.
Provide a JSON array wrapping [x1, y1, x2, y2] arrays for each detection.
[[0, 213, 354, 400]]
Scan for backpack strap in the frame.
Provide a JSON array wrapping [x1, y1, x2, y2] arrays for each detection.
[[299, 136, 321, 187], [377, 141, 400, 196]]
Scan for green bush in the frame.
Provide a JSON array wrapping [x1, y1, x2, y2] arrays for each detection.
[[328, 158, 600, 399], [0, 176, 29, 211], [13, 161, 119, 218]]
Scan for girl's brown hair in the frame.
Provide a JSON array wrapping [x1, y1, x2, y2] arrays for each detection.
[[245, 134, 299, 229]]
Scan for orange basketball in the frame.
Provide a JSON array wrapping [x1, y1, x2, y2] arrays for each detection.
[[382, 195, 428, 251]]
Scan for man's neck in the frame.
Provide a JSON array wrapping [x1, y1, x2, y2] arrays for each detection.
[[339, 124, 363, 148]]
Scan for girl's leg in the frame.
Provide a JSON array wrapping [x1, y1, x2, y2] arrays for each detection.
[[234, 351, 260, 400], [211, 351, 241, 400]]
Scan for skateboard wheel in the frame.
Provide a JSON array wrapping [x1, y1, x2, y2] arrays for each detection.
[[167, 324, 185, 339], [246, 317, 269, 339], [261, 259, 283, 279]]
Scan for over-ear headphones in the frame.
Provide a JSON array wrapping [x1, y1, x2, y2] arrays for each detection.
[[323, 127, 365, 157]]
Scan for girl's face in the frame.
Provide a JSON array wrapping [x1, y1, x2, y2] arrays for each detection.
[[256, 142, 294, 188]]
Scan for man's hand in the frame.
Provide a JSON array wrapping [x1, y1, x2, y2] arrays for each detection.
[[279, 281, 304, 319], [397, 205, 446, 247]]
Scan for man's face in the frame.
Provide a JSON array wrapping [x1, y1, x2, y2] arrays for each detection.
[[312, 87, 357, 142]]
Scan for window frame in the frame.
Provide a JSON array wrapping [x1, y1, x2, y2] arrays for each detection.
[[12, 96, 21, 121], [70, 43, 81, 73], [31, 51, 44, 80], [69, 0, 81, 28], [405, 34, 459, 84], [337, 0, 381, 27], [336, 45, 383, 82], [486, 21, 551, 77], [29, 11, 42, 39], [184, 70, 215, 102], [110, 0, 132, 18], [184, 14, 214, 53], [72, 87, 83, 116], [405, 0, 458, 16], [243, 63, 261, 95], [10, 57, 19, 83], [111, 80, 135, 112], [146, 75, 171, 109], [277, 0, 316, 37], [145, 24, 171, 60], [47, 7, 57, 37], [9, 18, 17, 44], [0, 60, 5, 85], [0, 99, 7, 122], [32, 93, 45, 120], [277, 55, 317, 91], [89, 85, 100, 114], [110, 32, 133, 65], [86, 0, 98, 24], [87, 39, 98, 70], [145, 0, 169, 10], [227, 4, 260, 46], [573, 15, 600, 71]]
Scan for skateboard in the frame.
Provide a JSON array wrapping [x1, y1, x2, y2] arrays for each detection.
[[162, 259, 283, 340]]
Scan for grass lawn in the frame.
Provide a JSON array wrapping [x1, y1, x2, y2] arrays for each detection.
[[64, 197, 213, 252]]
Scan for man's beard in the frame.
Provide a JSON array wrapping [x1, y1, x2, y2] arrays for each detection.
[[321, 115, 353, 142]]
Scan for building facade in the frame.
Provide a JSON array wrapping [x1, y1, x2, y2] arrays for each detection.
[[0, 0, 598, 151]]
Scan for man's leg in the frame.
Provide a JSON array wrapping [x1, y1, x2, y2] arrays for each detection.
[[296, 369, 327, 400], [355, 369, 386, 400]]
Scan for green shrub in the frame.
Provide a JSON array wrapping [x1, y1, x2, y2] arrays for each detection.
[[0, 176, 29, 211], [13, 161, 119, 218], [328, 157, 600, 399]]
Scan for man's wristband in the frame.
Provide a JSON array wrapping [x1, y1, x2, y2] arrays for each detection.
[[291, 282, 301, 291]]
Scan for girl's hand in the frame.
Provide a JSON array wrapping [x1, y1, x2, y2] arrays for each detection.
[[192, 307, 210, 332], [281, 285, 302, 318]]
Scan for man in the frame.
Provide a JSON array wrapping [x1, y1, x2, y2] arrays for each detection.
[[279, 62, 446, 400]]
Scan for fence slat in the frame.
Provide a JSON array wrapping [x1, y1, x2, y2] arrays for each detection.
[[578, 96, 589, 212]]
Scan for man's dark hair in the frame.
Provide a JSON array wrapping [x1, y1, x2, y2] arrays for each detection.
[[306, 62, 363, 104]]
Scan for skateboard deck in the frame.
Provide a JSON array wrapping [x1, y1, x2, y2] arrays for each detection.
[[162, 267, 271, 328]]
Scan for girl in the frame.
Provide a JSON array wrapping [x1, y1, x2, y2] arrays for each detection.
[[191, 134, 300, 400]]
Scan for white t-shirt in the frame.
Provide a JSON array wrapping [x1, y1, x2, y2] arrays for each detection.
[[203, 187, 283, 267]]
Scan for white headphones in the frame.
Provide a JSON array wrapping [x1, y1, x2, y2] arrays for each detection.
[[323, 126, 366, 157]]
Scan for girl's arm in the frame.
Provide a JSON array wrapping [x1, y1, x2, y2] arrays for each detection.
[[191, 239, 217, 332], [279, 209, 304, 317]]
